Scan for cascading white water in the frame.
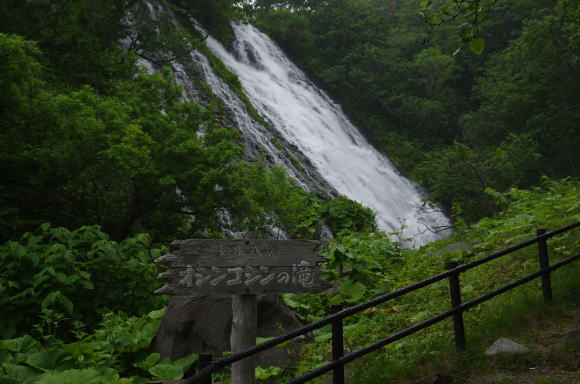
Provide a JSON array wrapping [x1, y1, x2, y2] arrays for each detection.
[[205, 23, 450, 245], [189, 50, 303, 186]]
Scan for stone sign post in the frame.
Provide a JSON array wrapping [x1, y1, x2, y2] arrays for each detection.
[[155, 239, 330, 384]]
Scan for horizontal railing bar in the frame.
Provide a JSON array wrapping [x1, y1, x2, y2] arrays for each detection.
[[183, 222, 579, 383], [285, 251, 580, 384]]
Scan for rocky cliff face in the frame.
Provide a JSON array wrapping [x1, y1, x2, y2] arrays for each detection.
[[132, 2, 336, 200]]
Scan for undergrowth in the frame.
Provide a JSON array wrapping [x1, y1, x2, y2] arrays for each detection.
[[264, 178, 580, 383], [0, 178, 577, 383]]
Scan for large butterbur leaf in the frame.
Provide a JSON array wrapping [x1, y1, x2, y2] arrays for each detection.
[[25, 349, 75, 371], [34, 368, 121, 384], [2, 364, 43, 384]]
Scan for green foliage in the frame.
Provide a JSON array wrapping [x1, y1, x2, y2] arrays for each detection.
[[419, 0, 498, 54], [463, 2, 579, 178], [468, 178, 580, 250], [34, 368, 127, 384], [0, 34, 42, 116], [0, 309, 197, 384], [322, 196, 377, 234], [325, 232, 404, 301], [0, 0, 138, 89], [0, 224, 165, 339], [414, 134, 541, 221], [255, 365, 283, 380]]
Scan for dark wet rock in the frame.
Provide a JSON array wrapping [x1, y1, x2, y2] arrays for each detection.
[[152, 294, 306, 367]]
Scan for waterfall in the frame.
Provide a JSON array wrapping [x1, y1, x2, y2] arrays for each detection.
[[204, 23, 450, 245], [131, 1, 450, 245]]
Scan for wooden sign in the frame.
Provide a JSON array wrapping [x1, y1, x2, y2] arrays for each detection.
[[155, 239, 331, 295]]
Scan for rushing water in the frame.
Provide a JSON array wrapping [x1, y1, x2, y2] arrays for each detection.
[[203, 23, 450, 245], [190, 51, 302, 184]]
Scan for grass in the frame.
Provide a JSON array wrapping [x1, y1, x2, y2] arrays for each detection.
[[389, 262, 580, 383]]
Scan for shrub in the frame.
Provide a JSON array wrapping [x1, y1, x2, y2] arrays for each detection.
[[0, 224, 166, 339], [322, 196, 377, 234]]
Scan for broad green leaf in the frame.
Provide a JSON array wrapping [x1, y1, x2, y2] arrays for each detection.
[[0, 350, 13, 365], [134, 353, 161, 370], [147, 308, 166, 320], [78, 271, 91, 280], [26, 349, 75, 371], [410, 310, 431, 323], [35, 368, 120, 384], [41, 291, 74, 314], [469, 38, 485, 55], [3, 364, 43, 384], [255, 366, 282, 380], [0, 375, 17, 384], [0, 336, 40, 354], [281, 293, 310, 310], [173, 353, 198, 371], [134, 233, 151, 246], [148, 363, 183, 380], [314, 332, 332, 343], [339, 279, 366, 301]]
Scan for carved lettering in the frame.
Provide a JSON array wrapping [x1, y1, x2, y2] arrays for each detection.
[[244, 265, 262, 286], [178, 264, 194, 288], [226, 267, 243, 286], [294, 261, 314, 288], [210, 267, 227, 286], [259, 266, 276, 285], [195, 267, 211, 286], [215, 245, 275, 259], [277, 272, 290, 284]]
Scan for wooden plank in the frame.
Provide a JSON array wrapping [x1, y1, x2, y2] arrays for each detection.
[[157, 239, 325, 267], [231, 294, 257, 384], [156, 264, 330, 295]]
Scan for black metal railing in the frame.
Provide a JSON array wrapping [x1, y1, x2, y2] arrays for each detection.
[[185, 221, 580, 384]]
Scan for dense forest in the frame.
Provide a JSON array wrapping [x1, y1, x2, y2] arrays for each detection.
[[1, 0, 578, 242], [247, 0, 579, 221], [0, 0, 578, 383]]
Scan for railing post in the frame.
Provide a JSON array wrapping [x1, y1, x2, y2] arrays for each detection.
[[331, 305, 344, 384], [198, 353, 213, 384], [446, 261, 466, 350], [536, 228, 553, 304]]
